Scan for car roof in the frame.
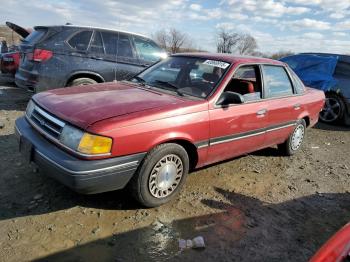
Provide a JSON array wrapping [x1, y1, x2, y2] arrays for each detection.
[[172, 52, 284, 65], [300, 52, 350, 63], [33, 25, 148, 38]]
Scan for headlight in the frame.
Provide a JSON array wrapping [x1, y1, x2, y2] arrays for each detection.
[[26, 100, 35, 117], [59, 125, 112, 155], [59, 125, 84, 150]]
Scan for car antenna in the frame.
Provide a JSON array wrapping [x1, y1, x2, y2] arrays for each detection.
[[114, 31, 120, 82]]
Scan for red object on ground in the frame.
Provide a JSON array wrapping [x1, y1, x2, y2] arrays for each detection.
[[310, 222, 350, 262]]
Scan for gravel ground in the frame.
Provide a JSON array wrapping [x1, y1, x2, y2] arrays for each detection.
[[0, 76, 349, 262]]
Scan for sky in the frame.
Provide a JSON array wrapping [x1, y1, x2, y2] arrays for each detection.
[[1, 0, 350, 54]]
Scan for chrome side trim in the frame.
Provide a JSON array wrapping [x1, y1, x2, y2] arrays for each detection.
[[36, 150, 139, 175], [266, 123, 296, 133], [15, 124, 22, 136], [199, 121, 297, 147], [210, 131, 265, 146], [197, 144, 209, 149]]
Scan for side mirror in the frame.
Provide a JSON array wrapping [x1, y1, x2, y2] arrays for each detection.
[[217, 91, 244, 106]]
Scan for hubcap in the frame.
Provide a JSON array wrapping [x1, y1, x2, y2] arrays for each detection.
[[320, 97, 341, 122], [291, 124, 305, 151], [148, 154, 183, 198]]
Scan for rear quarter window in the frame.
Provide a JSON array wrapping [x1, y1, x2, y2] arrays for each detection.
[[287, 67, 305, 94], [68, 31, 93, 51]]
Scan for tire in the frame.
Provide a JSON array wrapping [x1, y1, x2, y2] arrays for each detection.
[[67, 77, 97, 87], [278, 119, 306, 156], [319, 93, 345, 124], [130, 143, 189, 207]]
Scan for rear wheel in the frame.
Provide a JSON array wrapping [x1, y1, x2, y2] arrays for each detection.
[[278, 119, 306, 156], [68, 77, 97, 87], [320, 93, 345, 124], [130, 143, 189, 207]]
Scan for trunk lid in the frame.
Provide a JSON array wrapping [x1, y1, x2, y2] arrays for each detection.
[[33, 82, 186, 129], [18, 26, 49, 72], [6, 21, 31, 38]]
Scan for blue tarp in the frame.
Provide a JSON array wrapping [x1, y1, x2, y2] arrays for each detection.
[[280, 54, 338, 91]]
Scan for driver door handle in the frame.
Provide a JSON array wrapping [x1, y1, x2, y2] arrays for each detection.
[[257, 109, 268, 116], [294, 103, 301, 110]]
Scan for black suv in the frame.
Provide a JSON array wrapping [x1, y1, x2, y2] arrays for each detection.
[[15, 25, 166, 92]]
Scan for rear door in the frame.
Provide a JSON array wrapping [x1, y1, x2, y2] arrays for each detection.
[[99, 31, 141, 81], [261, 65, 302, 147]]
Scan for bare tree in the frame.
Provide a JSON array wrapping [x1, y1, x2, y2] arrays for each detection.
[[216, 28, 240, 54], [153, 29, 168, 50], [237, 34, 258, 55], [153, 28, 194, 54], [269, 50, 295, 60], [168, 28, 187, 54]]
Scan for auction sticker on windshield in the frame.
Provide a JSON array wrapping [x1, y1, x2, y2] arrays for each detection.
[[203, 60, 230, 69]]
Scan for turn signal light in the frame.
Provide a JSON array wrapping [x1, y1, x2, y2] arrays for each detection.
[[78, 133, 112, 155]]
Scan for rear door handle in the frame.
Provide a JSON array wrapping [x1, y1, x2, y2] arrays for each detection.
[[257, 109, 268, 116], [294, 103, 301, 110]]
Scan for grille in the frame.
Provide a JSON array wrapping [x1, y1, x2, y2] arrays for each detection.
[[30, 106, 65, 139]]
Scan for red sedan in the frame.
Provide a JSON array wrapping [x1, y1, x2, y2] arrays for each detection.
[[310, 222, 350, 262], [15, 53, 325, 206]]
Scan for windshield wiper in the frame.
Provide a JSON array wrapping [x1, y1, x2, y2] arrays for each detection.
[[153, 80, 184, 96], [130, 76, 147, 86]]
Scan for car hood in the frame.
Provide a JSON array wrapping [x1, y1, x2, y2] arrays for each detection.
[[6, 22, 31, 38], [33, 82, 186, 129]]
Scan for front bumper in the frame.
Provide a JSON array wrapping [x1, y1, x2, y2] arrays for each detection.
[[15, 116, 146, 194]]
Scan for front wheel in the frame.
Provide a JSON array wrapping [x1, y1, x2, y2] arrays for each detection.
[[67, 77, 97, 87], [130, 143, 189, 207], [278, 119, 306, 156]]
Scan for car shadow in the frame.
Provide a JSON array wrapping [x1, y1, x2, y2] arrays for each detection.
[[0, 133, 143, 223], [0, 74, 15, 86], [0, 132, 295, 222], [0, 82, 31, 111], [314, 122, 350, 131], [32, 188, 350, 262]]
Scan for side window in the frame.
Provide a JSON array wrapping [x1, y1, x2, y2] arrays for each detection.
[[133, 35, 163, 63], [224, 65, 262, 102], [100, 32, 134, 61], [101, 31, 118, 57], [89, 31, 104, 54], [262, 65, 293, 98], [335, 61, 350, 76], [68, 31, 92, 51], [117, 33, 134, 60]]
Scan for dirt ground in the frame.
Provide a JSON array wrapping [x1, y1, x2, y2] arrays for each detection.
[[0, 76, 349, 262]]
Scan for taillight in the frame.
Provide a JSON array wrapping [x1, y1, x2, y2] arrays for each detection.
[[32, 49, 53, 62]]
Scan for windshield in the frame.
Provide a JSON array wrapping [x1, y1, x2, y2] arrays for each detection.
[[131, 56, 230, 98]]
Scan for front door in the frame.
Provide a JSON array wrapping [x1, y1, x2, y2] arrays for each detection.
[[207, 64, 268, 165]]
